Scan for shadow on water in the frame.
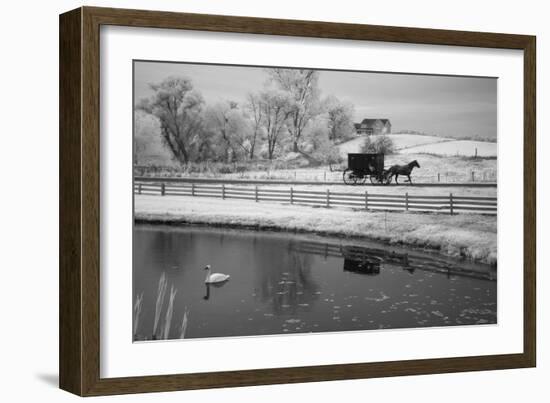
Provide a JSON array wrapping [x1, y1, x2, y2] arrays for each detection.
[[133, 225, 497, 340]]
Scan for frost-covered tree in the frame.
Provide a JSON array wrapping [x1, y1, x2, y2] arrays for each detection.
[[325, 95, 355, 142], [134, 110, 175, 166], [302, 118, 342, 164], [361, 135, 395, 154], [267, 69, 322, 152], [204, 101, 250, 162], [137, 76, 204, 165]]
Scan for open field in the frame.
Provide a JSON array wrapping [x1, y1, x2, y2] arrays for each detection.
[[135, 195, 497, 264], [384, 153, 496, 183], [400, 140, 497, 157], [337, 134, 455, 156], [338, 133, 496, 157]]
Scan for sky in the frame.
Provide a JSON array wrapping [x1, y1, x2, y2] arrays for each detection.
[[134, 60, 497, 139]]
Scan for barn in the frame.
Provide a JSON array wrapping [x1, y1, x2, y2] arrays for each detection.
[[354, 118, 392, 135]]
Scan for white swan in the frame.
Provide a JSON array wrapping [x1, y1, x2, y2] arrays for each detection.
[[204, 265, 230, 284]]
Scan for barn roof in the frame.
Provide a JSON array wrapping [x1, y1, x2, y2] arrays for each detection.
[[357, 118, 391, 127]]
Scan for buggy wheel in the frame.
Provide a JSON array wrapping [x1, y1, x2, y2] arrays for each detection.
[[383, 170, 393, 185], [343, 169, 358, 185], [369, 175, 383, 185]]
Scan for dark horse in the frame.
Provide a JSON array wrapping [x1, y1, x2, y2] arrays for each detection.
[[387, 160, 420, 184]]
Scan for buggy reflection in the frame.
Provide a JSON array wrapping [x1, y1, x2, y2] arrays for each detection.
[[343, 257, 381, 275]]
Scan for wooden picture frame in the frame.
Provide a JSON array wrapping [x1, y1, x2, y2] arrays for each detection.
[[59, 6, 536, 396]]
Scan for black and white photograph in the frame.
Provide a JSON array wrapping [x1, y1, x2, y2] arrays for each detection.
[[132, 61, 497, 341], [1, 0, 544, 399]]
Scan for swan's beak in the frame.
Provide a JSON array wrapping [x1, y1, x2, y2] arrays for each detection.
[[204, 265, 211, 270]]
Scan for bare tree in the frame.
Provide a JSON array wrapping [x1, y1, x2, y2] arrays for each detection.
[[258, 89, 292, 160], [204, 101, 236, 162], [137, 76, 204, 165], [245, 93, 263, 159], [267, 69, 322, 152]]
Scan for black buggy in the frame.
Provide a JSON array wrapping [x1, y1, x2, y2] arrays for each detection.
[[342, 153, 392, 185]]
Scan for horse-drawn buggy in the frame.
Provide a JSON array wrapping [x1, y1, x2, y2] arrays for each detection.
[[343, 153, 392, 185], [342, 153, 420, 185]]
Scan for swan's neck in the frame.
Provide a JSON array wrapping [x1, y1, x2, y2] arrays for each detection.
[[205, 268, 211, 282]]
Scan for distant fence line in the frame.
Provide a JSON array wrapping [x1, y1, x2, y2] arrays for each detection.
[[134, 176, 496, 188], [134, 179, 496, 215], [134, 166, 497, 184]]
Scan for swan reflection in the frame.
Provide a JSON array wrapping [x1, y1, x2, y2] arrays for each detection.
[[203, 281, 228, 300]]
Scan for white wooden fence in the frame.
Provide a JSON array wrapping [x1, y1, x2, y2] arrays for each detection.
[[134, 180, 497, 215]]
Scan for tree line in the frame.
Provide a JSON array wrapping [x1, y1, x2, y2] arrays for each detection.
[[135, 69, 356, 166]]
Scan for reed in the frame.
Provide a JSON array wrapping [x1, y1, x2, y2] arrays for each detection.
[[162, 285, 178, 339], [133, 272, 191, 341], [179, 308, 190, 339], [153, 272, 168, 339], [133, 292, 143, 337]]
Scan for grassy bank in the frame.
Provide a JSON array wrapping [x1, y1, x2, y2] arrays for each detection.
[[135, 195, 497, 265]]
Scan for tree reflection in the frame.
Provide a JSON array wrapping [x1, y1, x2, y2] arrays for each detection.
[[253, 239, 320, 315]]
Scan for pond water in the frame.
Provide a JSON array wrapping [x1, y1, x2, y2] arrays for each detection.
[[133, 225, 497, 341]]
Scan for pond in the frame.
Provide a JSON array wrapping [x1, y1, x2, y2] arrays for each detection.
[[133, 225, 497, 341]]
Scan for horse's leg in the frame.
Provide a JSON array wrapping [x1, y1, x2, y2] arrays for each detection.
[[395, 174, 399, 184], [408, 174, 412, 184]]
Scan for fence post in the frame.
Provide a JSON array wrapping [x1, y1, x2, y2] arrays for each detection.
[[438, 173, 440, 182], [255, 186, 258, 202], [290, 187, 294, 204], [471, 171, 475, 182], [222, 184, 225, 200], [365, 191, 369, 211], [138, 183, 142, 194], [326, 189, 330, 208], [191, 183, 195, 197], [450, 193, 454, 215], [161, 183, 165, 196], [405, 192, 409, 211]]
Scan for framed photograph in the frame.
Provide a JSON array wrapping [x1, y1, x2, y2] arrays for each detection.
[[59, 6, 536, 396]]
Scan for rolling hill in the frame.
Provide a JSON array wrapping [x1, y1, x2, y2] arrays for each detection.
[[338, 134, 496, 157]]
